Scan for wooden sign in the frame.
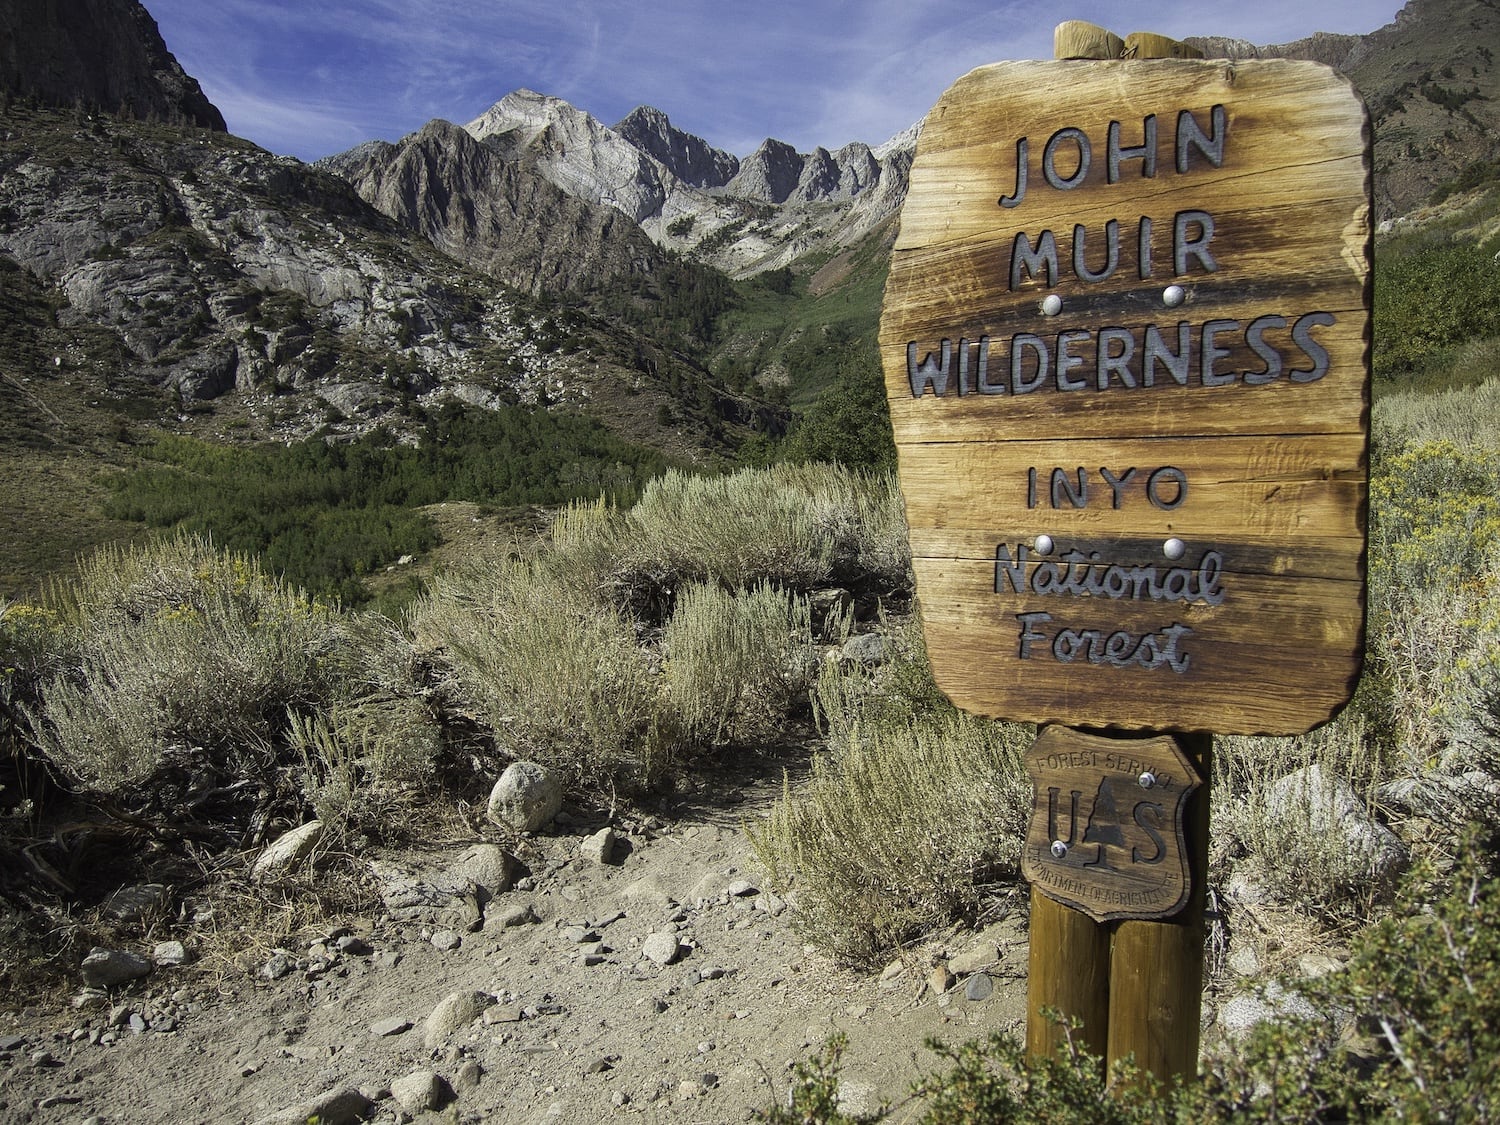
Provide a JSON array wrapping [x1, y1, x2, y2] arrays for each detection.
[[1021, 727, 1200, 921], [879, 59, 1371, 735]]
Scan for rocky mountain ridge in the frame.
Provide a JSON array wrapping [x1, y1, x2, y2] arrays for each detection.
[[325, 88, 914, 281], [0, 0, 224, 131], [323, 0, 1490, 293]]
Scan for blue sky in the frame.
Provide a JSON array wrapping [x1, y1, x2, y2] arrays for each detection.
[[147, 1, 1396, 163]]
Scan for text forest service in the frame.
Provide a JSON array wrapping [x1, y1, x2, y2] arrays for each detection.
[[878, 57, 1371, 737]]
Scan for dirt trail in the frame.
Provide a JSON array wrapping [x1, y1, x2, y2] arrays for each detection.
[[0, 762, 1031, 1124]]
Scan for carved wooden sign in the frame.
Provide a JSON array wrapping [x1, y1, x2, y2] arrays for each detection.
[[879, 59, 1371, 735], [1021, 727, 1200, 921]]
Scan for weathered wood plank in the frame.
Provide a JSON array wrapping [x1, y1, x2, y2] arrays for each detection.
[[879, 55, 1369, 735]]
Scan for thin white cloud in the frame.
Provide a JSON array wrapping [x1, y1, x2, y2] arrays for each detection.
[[146, 0, 1399, 161]]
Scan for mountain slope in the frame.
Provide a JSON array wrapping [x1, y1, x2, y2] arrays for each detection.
[[0, 0, 224, 130], [319, 119, 665, 295], [1189, 0, 1500, 218]]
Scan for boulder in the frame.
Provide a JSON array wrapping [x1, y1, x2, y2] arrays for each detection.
[[1266, 765, 1409, 887], [487, 761, 563, 832]]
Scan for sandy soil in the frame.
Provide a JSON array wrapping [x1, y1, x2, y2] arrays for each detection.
[[0, 761, 1032, 1125]]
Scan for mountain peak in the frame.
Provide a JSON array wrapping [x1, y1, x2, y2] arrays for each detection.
[[614, 105, 739, 189]]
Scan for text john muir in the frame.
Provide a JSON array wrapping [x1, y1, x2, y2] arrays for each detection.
[[901, 106, 1331, 678], [904, 107, 1338, 399]]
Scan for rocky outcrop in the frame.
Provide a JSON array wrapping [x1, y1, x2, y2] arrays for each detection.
[[321, 118, 665, 294], [725, 138, 803, 205], [1186, 31, 1365, 69], [0, 0, 224, 130], [1189, 0, 1500, 218], [466, 90, 670, 224], [614, 105, 739, 189], [345, 90, 921, 278]]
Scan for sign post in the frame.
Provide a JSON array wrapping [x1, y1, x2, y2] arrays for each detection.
[[879, 20, 1370, 1084]]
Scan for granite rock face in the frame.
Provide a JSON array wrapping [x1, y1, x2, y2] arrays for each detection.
[[322, 117, 664, 295], [614, 105, 739, 189], [0, 0, 225, 130]]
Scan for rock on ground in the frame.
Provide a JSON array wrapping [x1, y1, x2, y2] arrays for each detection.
[[487, 761, 564, 832], [251, 820, 324, 879]]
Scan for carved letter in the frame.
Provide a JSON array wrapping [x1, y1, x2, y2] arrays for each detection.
[[999, 136, 1028, 208], [1108, 115, 1158, 182], [1011, 230, 1059, 288], [1043, 127, 1091, 190], [1176, 105, 1227, 173]]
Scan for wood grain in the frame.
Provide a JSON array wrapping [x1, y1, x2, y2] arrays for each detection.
[[880, 57, 1371, 735]]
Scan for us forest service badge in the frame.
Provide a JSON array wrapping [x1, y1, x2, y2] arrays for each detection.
[[1021, 727, 1201, 921]]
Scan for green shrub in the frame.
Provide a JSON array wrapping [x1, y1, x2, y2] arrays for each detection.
[[1373, 241, 1500, 383], [751, 706, 1031, 966], [408, 557, 671, 792], [663, 581, 814, 747], [619, 463, 910, 598], [25, 536, 344, 793]]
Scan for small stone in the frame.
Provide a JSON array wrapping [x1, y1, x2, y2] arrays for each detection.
[[259, 952, 294, 981], [442, 844, 519, 900], [836, 1080, 882, 1118], [370, 1016, 411, 1037], [1228, 945, 1261, 978], [153, 1016, 178, 1033], [251, 820, 324, 880], [611, 1090, 631, 1107], [726, 878, 757, 897], [641, 932, 682, 966], [448, 890, 485, 933], [0, 1034, 24, 1050], [390, 1070, 448, 1115], [430, 929, 462, 952], [424, 989, 494, 1049], [755, 890, 787, 916], [964, 973, 994, 1001], [128, 1013, 148, 1034], [488, 902, 539, 929], [487, 762, 563, 832], [841, 632, 887, 665], [152, 940, 190, 967], [928, 964, 955, 994], [948, 942, 999, 976], [80, 948, 151, 988], [579, 827, 618, 865], [1298, 952, 1344, 979], [455, 1060, 484, 1093], [102, 884, 171, 924]]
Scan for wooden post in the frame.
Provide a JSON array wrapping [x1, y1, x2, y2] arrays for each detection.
[[1026, 887, 1111, 1066], [1106, 732, 1212, 1083], [1024, 25, 1214, 1086], [1053, 20, 1124, 59]]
